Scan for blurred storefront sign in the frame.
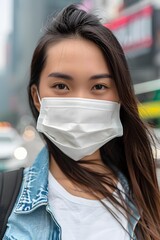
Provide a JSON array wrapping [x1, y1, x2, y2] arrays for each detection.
[[104, 3, 160, 83], [105, 5, 153, 57], [139, 100, 160, 119]]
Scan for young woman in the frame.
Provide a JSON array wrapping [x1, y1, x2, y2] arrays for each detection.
[[4, 4, 160, 240]]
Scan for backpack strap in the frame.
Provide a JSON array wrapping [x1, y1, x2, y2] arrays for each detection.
[[0, 168, 23, 239]]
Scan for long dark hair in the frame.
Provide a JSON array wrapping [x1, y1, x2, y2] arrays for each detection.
[[28, 4, 160, 239]]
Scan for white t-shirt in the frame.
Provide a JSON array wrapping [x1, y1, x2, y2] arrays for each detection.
[[48, 172, 130, 240]]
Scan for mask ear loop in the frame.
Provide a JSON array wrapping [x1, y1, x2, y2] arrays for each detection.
[[36, 89, 42, 105]]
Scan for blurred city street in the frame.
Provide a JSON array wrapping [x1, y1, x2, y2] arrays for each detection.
[[0, 0, 160, 211], [0, 1, 160, 238], [23, 131, 44, 167]]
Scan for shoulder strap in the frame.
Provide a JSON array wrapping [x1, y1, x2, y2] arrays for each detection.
[[0, 168, 23, 239]]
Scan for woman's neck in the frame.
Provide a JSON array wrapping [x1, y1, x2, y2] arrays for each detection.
[[49, 149, 103, 180], [49, 150, 117, 199]]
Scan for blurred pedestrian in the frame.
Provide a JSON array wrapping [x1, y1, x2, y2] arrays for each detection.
[[3, 4, 160, 240]]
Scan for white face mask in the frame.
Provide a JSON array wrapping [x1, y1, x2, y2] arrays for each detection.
[[36, 97, 123, 160]]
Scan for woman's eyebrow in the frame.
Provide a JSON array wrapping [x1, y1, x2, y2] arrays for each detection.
[[89, 73, 112, 80], [48, 72, 112, 80], [48, 72, 73, 80]]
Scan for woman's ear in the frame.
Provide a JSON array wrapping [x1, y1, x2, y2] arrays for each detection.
[[31, 85, 41, 112]]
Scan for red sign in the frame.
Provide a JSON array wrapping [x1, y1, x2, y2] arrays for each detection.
[[104, 5, 153, 55]]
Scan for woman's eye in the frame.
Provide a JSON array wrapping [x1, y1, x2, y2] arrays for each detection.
[[92, 84, 107, 90], [53, 83, 69, 90]]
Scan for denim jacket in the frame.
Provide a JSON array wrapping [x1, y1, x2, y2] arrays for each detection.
[[3, 147, 140, 240]]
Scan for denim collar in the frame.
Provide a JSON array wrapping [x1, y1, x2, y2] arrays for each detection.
[[15, 146, 49, 213]]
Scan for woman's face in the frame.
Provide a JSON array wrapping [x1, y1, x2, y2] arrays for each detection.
[[31, 38, 119, 110]]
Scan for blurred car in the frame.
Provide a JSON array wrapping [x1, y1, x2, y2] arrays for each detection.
[[0, 122, 28, 172]]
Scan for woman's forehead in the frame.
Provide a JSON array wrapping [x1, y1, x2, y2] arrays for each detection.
[[44, 38, 110, 73]]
